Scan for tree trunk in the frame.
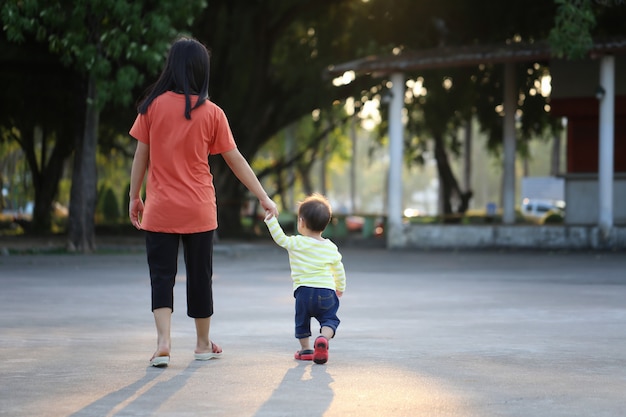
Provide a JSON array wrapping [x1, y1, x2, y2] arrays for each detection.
[[319, 133, 328, 196], [30, 126, 51, 232], [433, 133, 473, 221], [285, 124, 296, 212], [32, 155, 68, 233], [298, 163, 314, 196], [15, 123, 72, 234], [67, 75, 98, 252], [462, 120, 472, 194], [210, 156, 245, 238], [32, 127, 73, 233], [216, 184, 245, 238]]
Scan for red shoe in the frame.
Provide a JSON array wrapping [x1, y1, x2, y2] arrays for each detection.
[[294, 349, 314, 360], [313, 336, 329, 364]]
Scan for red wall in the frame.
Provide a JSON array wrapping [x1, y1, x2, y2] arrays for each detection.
[[550, 97, 626, 173]]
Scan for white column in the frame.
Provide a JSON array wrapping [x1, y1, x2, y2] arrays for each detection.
[[285, 123, 296, 212], [598, 55, 615, 237], [387, 72, 404, 247], [502, 62, 517, 224], [350, 110, 358, 213]]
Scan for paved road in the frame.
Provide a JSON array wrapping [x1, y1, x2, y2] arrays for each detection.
[[1, 243, 626, 417]]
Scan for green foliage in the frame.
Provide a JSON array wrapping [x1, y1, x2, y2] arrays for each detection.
[[98, 186, 120, 223], [0, 132, 29, 211], [549, 0, 595, 59], [2, 0, 626, 236], [1, 0, 207, 239], [543, 211, 565, 224], [123, 183, 131, 223], [2, 0, 207, 108]]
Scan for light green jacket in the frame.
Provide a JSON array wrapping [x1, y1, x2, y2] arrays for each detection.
[[265, 216, 346, 292]]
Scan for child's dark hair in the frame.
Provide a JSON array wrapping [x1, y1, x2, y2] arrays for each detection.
[[137, 36, 210, 120], [298, 193, 332, 232]]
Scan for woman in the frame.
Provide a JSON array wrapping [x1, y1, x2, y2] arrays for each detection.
[[129, 36, 278, 367]]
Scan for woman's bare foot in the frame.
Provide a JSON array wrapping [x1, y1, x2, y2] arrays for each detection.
[[194, 340, 222, 360], [195, 339, 221, 354], [150, 349, 170, 367]]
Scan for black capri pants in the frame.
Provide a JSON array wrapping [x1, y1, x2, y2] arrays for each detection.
[[145, 230, 215, 318]]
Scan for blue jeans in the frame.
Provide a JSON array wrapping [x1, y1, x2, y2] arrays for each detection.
[[294, 286, 340, 339]]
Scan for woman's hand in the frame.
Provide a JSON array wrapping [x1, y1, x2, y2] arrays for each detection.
[[129, 198, 144, 229], [260, 196, 279, 218]]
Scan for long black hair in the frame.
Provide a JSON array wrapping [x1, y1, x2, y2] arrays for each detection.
[[137, 36, 210, 120]]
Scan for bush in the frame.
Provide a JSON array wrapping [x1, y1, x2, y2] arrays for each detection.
[[123, 183, 131, 220], [99, 187, 121, 223], [0, 213, 22, 235], [543, 211, 564, 224]]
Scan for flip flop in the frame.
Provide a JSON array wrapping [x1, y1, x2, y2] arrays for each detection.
[[294, 349, 314, 360], [194, 341, 222, 361], [150, 355, 170, 367], [313, 336, 329, 364]]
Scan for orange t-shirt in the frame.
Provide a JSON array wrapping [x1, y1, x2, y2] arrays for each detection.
[[129, 92, 237, 233]]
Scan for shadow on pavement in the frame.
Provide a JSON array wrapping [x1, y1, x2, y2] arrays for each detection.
[[252, 362, 334, 417], [69, 361, 206, 417]]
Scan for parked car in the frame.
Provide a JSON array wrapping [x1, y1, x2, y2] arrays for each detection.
[[521, 198, 565, 223]]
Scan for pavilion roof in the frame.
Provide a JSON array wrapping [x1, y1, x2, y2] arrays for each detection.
[[325, 37, 626, 78]]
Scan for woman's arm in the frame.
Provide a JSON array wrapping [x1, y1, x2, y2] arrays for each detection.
[[222, 148, 278, 217], [128, 141, 149, 229]]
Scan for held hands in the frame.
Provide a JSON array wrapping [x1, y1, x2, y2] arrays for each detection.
[[129, 198, 144, 230], [261, 196, 279, 220]]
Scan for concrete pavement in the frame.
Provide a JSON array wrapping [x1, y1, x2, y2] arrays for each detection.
[[1, 243, 626, 416]]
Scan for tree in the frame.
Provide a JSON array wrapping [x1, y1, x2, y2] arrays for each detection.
[[189, 0, 568, 230], [193, 0, 373, 236], [549, 0, 596, 59], [2, 0, 206, 251], [336, 0, 625, 217], [3, 0, 625, 239], [253, 107, 352, 213], [0, 36, 76, 232], [418, 69, 477, 217]]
